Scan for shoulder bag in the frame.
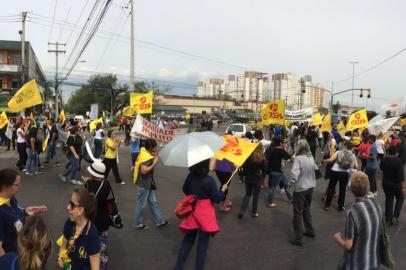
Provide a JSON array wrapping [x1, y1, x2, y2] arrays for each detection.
[[380, 216, 396, 268], [106, 185, 123, 229], [174, 178, 206, 219]]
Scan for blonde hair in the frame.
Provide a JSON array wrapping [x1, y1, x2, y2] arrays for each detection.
[[17, 216, 53, 270], [295, 139, 311, 156], [250, 144, 264, 163], [350, 171, 369, 198]]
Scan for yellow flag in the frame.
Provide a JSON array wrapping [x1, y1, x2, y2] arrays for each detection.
[[89, 117, 103, 132], [122, 106, 135, 117], [401, 118, 406, 126], [133, 147, 154, 183], [320, 114, 332, 132], [346, 109, 368, 131], [185, 113, 191, 120], [261, 100, 285, 126], [0, 111, 9, 129], [102, 111, 106, 118], [130, 91, 153, 114], [311, 112, 323, 126], [215, 135, 259, 167], [59, 109, 65, 123], [42, 136, 49, 152], [337, 121, 347, 136], [30, 112, 35, 121], [8, 80, 43, 112]]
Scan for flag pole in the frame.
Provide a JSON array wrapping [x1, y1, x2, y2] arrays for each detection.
[[224, 167, 239, 187]]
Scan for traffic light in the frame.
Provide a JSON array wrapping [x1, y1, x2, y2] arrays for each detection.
[[367, 89, 371, 98], [359, 89, 363, 98]]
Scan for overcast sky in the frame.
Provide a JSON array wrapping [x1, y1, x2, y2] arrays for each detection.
[[2, 0, 405, 111]]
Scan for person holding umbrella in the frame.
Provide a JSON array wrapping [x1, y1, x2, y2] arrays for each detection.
[[173, 159, 228, 270]]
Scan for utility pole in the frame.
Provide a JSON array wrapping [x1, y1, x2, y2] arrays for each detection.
[[48, 42, 66, 119], [350, 61, 358, 108], [130, 0, 135, 91], [20, 11, 27, 86]]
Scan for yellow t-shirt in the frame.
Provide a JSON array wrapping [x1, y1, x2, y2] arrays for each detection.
[[104, 138, 117, 159]]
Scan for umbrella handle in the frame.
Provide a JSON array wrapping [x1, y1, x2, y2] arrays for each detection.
[[224, 167, 239, 187]]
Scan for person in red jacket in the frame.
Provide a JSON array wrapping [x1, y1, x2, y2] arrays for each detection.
[[357, 137, 371, 172]]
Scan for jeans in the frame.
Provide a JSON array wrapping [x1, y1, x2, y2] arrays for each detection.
[[64, 155, 79, 181], [46, 141, 59, 163], [94, 139, 102, 159], [103, 158, 123, 183], [239, 182, 261, 215], [383, 185, 404, 221], [134, 187, 163, 226], [25, 148, 38, 172], [173, 229, 211, 270], [292, 188, 315, 242], [16, 142, 27, 170], [324, 170, 349, 209], [360, 159, 367, 172], [366, 167, 377, 193], [267, 172, 292, 203]]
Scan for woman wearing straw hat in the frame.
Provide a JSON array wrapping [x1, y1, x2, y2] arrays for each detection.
[[84, 160, 112, 270]]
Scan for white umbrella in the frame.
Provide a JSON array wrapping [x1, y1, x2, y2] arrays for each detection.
[[158, 131, 224, 167]]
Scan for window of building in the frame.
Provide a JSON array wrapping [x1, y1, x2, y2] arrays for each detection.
[[11, 80, 19, 89]]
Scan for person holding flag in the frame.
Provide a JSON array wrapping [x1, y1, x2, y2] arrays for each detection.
[[133, 139, 168, 230]]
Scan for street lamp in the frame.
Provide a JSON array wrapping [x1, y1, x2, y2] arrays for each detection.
[[350, 61, 358, 108]]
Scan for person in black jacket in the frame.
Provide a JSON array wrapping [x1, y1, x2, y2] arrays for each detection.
[[84, 160, 111, 270], [238, 144, 266, 218], [396, 134, 406, 166], [380, 145, 404, 225]]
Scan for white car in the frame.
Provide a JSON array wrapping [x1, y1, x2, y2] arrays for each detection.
[[225, 123, 252, 137]]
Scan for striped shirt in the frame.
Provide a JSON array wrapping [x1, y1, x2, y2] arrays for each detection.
[[343, 197, 382, 270]]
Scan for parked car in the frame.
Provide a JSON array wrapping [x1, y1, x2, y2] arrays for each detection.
[[225, 123, 253, 137]]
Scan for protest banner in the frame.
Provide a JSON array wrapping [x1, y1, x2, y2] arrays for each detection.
[[130, 114, 176, 144], [0, 111, 8, 129], [368, 117, 400, 135], [8, 80, 43, 112], [130, 91, 153, 114], [320, 114, 332, 132], [346, 109, 368, 131], [311, 112, 323, 126], [261, 100, 285, 126]]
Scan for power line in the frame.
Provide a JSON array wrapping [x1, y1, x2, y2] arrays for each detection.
[[56, 6, 72, 42], [334, 46, 406, 84], [48, 0, 58, 43]]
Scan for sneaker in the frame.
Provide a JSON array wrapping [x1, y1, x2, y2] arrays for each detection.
[[367, 191, 374, 198], [135, 224, 149, 230], [25, 171, 34, 176], [59, 174, 67, 183], [156, 221, 169, 228], [40, 165, 45, 169], [116, 181, 126, 185], [224, 200, 232, 207], [71, 179, 83, 186], [251, 212, 260, 218], [56, 162, 61, 166], [337, 206, 345, 212], [22, 168, 27, 172], [289, 239, 303, 246], [280, 189, 286, 195], [303, 231, 315, 238], [266, 203, 277, 208], [35, 171, 44, 175], [373, 192, 378, 197], [323, 206, 329, 211]]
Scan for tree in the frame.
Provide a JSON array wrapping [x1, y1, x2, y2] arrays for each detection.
[[65, 74, 128, 116]]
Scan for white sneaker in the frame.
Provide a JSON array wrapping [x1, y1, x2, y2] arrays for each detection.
[[367, 191, 374, 198], [373, 192, 378, 197]]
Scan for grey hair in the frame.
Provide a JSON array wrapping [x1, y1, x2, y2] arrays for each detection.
[[295, 139, 312, 156]]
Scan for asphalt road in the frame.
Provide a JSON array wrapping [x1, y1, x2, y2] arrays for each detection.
[[0, 133, 405, 270]]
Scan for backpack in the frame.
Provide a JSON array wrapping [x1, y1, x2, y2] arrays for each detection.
[[174, 178, 206, 219], [337, 149, 353, 170]]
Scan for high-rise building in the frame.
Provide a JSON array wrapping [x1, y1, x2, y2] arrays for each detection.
[[271, 73, 325, 110], [197, 71, 269, 103]]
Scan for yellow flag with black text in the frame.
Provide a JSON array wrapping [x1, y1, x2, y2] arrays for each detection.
[[261, 100, 285, 126], [0, 111, 8, 129], [320, 114, 332, 132], [337, 121, 347, 136], [346, 109, 368, 131], [312, 112, 323, 126], [133, 147, 154, 183], [8, 80, 43, 112], [130, 91, 153, 114]]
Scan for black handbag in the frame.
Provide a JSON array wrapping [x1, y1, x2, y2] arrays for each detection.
[[106, 186, 123, 229]]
